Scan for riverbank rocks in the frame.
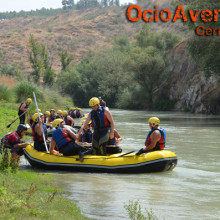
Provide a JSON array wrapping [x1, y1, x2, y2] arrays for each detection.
[[168, 41, 219, 114]]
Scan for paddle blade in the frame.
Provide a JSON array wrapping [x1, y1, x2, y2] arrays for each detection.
[[6, 124, 11, 128]]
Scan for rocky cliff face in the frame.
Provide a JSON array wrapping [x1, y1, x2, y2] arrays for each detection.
[[168, 42, 220, 114]]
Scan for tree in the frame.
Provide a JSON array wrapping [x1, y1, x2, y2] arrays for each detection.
[[127, 47, 166, 109], [28, 35, 55, 85], [62, 0, 74, 9], [28, 35, 44, 83], [59, 49, 73, 71]]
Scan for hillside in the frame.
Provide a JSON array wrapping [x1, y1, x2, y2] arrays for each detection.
[[0, 1, 187, 75], [0, 1, 219, 114]]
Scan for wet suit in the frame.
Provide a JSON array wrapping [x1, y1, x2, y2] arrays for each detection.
[[91, 107, 110, 155]]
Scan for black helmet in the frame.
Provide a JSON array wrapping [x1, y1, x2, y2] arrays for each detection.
[[17, 124, 28, 132]]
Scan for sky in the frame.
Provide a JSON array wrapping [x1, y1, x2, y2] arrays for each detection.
[[0, 0, 136, 12]]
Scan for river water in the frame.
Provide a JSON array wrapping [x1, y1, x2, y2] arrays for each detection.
[[22, 109, 220, 220]]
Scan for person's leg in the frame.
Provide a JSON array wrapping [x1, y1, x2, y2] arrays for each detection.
[[92, 131, 100, 155], [60, 142, 78, 156], [99, 129, 110, 155], [72, 143, 93, 162], [19, 113, 25, 124]]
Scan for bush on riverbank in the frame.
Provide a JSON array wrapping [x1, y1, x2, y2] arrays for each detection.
[[124, 200, 160, 220]]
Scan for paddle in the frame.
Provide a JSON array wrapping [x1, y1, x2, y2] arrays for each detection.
[[6, 111, 26, 128], [116, 151, 135, 157], [75, 151, 136, 161], [33, 92, 49, 152]]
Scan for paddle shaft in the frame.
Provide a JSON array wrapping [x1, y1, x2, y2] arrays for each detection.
[[33, 92, 49, 152], [6, 110, 27, 128]]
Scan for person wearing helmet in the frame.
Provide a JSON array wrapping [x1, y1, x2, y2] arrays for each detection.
[[79, 97, 115, 155], [32, 113, 50, 152], [49, 119, 92, 162], [35, 109, 41, 113], [63, 110, 75, 127], [0, 124, 31, 157], [44, 111, 53, 128], [48, 109, 56, 122], [136, 117, 166, 155], [18, 98, 32, 124], [56, 110, 63, 119]]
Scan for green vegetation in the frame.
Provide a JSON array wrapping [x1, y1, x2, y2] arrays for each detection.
[[0, 0, 121, 20], [173, 0, 220, 77], [124, 200, 160, 220], [0, 170, 89, 219], [0, 104, 89, 220], [0, 8, 63, 20], [0, 84, 12, 102], [29, 35, 55, 85], [57, 25, 180, 110]]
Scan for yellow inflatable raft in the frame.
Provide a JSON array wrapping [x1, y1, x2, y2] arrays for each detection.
[[24, 145, 177, 173]]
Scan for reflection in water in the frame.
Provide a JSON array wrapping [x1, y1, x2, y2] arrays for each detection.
[[23, 110, 220, 220]]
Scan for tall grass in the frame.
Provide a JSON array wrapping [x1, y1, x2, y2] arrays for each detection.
[[14, 81, 44, 103], [0, 84, 12, 102], [13, 81, 73, 113]]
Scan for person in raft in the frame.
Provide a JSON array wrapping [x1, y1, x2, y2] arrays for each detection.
[[0, 124, 31, 157], [78, 120, 93, 144], [63, 110, 75, 127], [48, 109, 56, 122], [107, 129, 123, 146], [49, 119, 92, 162], [32, 113, 50, 152], [44, 111, 53, 128], [79, 97, 114, 155], [18, 98, 32, 124], [136, 117, 166, 155]]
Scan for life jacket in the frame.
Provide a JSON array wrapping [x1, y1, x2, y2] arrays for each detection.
[[32, 122, 48, 143], [1, 132, 22, 149], [71, 111, 75, 118], [52, 127, 73, 150], [75, 110, 81, 118], [145, 128, 166, 150], [19, 102, 29, 112], [91, 106, 110, 130], [64, 115, 72, 126], [56, 115, 62, 119], [81, 129, 92, 143], [50, 115, 56, 122]]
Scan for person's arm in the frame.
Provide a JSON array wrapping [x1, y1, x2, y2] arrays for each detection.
[[64, 127, 79, 140], [67, 116, 75, 127], [14, 142, 31, 149], [105, 110, 114, 139], [49, 139, 56, 153], [78, 113, 91, 135], [144, 131, 161, 151]]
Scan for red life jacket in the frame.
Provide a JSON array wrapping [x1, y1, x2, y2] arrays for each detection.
[[32, 122, 47, 143], [145, 128, 166, 150], [64, 115, 73, 126], [19, 102, 29, 112], [1, 132, 22, 149]]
